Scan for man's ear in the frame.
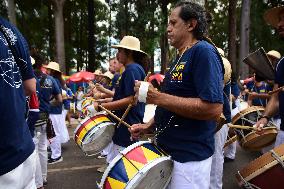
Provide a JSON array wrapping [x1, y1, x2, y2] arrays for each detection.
[[187, 19, 197, 32]]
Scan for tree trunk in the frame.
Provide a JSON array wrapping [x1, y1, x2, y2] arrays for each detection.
[[52, 0, 66, 74], [87, 0, 95, 72], [228, 0, 237, 77], [239, 0, 251, 79], [7, 0, 16, 25], [160, 0, 169, 74]]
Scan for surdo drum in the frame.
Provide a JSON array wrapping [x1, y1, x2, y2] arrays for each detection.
[[74, 111, 115, 156], [99, 141, 173, 189], [236, 143, 284, 189], [231, 106, 277, 150]]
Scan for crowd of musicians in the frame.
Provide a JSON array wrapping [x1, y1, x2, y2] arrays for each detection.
[[1, 1, 284, 189]]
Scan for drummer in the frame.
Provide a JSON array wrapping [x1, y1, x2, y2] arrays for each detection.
[[243, 73, 272, 107], [255, 5, 284, 147], [129, 2, 223, 189], [89, 36, 148, 166]]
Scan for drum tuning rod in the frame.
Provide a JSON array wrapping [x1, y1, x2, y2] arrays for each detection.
[[98, 105, 131, 128], [268, 86, 284, 95], [117, 72, 152, 127], [228, 124, 257, 130]]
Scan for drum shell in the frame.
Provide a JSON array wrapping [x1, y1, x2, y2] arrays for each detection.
[[236, 143, 284, 189]]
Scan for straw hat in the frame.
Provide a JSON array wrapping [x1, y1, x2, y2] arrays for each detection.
[[222, 57, 232, 84], [30, 56, 35, 65], [267, 50, 281, 59], [94, 69, 102, 75], [103, 71, 114, 80], [111, 36, 147, 55], [44, 61, 61, 73], [264, 6, 284, 28], [217, 47, 225, 57]]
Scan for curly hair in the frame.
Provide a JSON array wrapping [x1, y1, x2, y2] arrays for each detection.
[[174, 1, 208, 40]]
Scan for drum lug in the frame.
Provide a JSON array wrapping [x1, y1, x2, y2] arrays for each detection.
[[237, 171, 261, 189], [270, 150, 284, 169]]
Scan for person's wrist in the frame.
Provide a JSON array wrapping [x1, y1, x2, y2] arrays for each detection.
[[260, 115, 270, 122]]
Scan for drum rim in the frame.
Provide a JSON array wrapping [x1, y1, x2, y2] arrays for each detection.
[[99, 141, 161, 188], [238, 127, 278, 149], [125, 156, 173, 189], [75, 116, 111, 143], [236, 143, 284, 184], [231, 106, 264, 124], [224, 135, 237, 149], [73, 112, 109, 140], [81, 122, 115, 146]]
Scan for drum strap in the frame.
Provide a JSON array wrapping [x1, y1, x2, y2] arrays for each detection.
[[237, 171, 261, 189], [270, 150, 284, 169]]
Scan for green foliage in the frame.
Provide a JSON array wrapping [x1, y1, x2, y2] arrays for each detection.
[[250, 0, 284, 54]]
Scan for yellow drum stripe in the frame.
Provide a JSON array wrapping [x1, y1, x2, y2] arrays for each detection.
[[128, 159, 145, 170], [122, 157, 139, 181], [107, 177, 126, 189], [76, 117, 110, 145], [141, 146, 161, 162]]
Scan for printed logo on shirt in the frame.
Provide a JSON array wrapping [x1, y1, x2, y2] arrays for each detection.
[[170, 62, 186, 82]]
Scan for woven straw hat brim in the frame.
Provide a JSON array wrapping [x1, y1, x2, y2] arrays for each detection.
[[264, 6, 284, 28], [43, 63, 61, 73], [111, 44, 148, 55]]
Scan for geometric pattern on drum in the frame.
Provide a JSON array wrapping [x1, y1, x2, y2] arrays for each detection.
[[103, 143, 164, 189], [75, 114, 111, 146]]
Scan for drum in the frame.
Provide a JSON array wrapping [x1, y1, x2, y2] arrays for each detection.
[[81, 97, 95, 110], [236, 143, 284, 189], [232, 106, 277, 150], [216, 113, 226, 133], [99, 141, 173, 189], [224, 128, 237, 149], [74, 111, 115, 156]]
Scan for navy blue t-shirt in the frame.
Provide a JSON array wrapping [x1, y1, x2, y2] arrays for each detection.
[[112, 63, 146, 147], [231, 82, 240, 109], [223, 82, 231, 123], [110, 73, 120, 90], [50, 78, 63, 114], [63, 88, 73, 110], [275, 58, 284, 131], [155, 40, 224, 162], [35, 72, 61, 114], [0, 17, 35, 175], [245, 81, 272, 107]]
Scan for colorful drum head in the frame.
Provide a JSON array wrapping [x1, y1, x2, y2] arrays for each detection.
[[99, 141, 173, 189], [73, 112, 115, 156]]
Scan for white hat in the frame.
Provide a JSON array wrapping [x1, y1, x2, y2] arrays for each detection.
[[44, 61, 61, 73], [112, 36, 147, 55], [264, 6, 284, 28], [267, 50, 281, 59], [103, 71, 114, 80]]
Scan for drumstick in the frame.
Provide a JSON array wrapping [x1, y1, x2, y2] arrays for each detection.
[[268, 86, 284, 95], [98, 105, 131, 128], [228, 124, 257, 131], [117, 72, 151, 127]]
